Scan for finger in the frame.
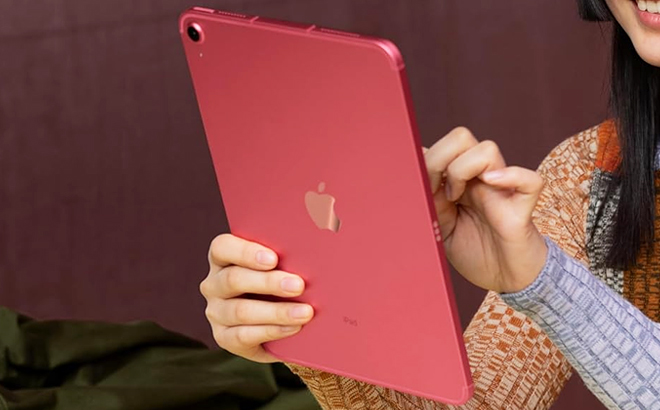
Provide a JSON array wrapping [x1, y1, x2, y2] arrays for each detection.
[[425, 128, 478, 239], [425, 127, 479, 194], [217, 324, 303, 358], [445, 140, 506, 202], [207, 299, 314, 327], [201, 267, 305, 299], [422, 146, 429, 154], [208, 234, 278, 270], [481, 166, 544, 196]]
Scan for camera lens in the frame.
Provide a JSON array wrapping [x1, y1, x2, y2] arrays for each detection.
[[187, 26, 200, 42]]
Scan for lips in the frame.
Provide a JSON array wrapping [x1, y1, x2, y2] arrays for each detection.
[[634, 0, 660, 29]]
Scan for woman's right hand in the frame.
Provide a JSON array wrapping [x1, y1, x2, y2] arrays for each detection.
[[200, 234, 315, 363]]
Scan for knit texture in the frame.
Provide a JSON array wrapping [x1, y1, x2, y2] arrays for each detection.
[[585, 119, 660, 321], [285, 125, 600, 409], [501, 238, 660, 410], [285, 122, 660, 409], [586, 120, 625, 295], [624, 174, 660, 322]]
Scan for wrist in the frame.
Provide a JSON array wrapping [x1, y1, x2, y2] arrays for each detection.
[[500, 230, 549, 294]]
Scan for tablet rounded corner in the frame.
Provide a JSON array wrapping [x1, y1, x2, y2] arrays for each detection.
[[179, 7, 215, 34], [454, 383, 475, 405], [178, 9, 196, 36], [370, 39, 405, 71]]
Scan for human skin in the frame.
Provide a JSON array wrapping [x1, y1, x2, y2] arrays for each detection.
[[201, 126, 547, 363], [607, 0, 660, 65], [201, 0, 660, 364]]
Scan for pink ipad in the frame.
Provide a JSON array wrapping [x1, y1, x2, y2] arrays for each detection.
[[179, 7, 473, 404]]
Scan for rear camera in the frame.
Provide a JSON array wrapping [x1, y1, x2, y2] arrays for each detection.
[[187, 25, 201, 42]]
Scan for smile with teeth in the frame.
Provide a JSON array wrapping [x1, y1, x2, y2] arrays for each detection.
[[638, 0, 660, 13]]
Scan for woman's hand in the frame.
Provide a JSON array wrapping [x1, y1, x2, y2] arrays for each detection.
[[425, 127, 548, 294], [200, 234, 314, 363], [201, 126, 542, 361]]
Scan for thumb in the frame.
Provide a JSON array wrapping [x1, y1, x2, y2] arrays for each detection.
[[481, 166, 544, 197]]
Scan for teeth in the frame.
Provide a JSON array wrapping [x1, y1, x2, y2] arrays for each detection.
[[640, 0, 660, 13]]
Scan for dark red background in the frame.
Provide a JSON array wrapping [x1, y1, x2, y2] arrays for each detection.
[[0, 1, 610, 408]]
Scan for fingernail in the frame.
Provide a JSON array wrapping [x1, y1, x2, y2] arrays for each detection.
[[290, 305, 312, 319], [281, 277, 303, 293], [256, 250, 276, 265], [484, 170, 504, 181], [281, 326, 300, 333]]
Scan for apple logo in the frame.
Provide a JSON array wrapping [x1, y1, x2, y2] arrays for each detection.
[[304, 182, 341, 233]]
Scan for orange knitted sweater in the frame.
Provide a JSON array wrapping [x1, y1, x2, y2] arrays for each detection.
[[284, 121, 659, 409]]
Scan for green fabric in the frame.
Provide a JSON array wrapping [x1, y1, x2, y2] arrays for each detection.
[[0, 308, 321, 410]]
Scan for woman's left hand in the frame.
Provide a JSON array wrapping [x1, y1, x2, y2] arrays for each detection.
[[425, 127, 548, 294]]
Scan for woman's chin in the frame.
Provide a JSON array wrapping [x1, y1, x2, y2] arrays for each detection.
[[631, 35, 660, 67]]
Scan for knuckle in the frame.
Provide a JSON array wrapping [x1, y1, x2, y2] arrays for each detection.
[[267, 271, 283, 292], [277, 306, 291, 323], [235, 327, 252, 347], [265, 326, 282, 340], [212, 327, 227, 349], [481, 140, 500, 155], [445, 163, 455, 177], [210, 234, 230, 257], [452, 126, 475, 144], [222, 266, 241, 293], [204, 304, 214, 321], [446, 161, 460, 178], [199, 277, 213, 298], [233, 300, 251, 324]]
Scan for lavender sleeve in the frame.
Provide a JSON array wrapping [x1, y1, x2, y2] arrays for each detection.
[[499, 237, 660, 410]]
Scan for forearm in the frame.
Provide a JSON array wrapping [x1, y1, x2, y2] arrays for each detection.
[[501, 238, 660, 410]]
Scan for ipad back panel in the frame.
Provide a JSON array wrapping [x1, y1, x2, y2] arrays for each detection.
[[179, 8, 473, 404]]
